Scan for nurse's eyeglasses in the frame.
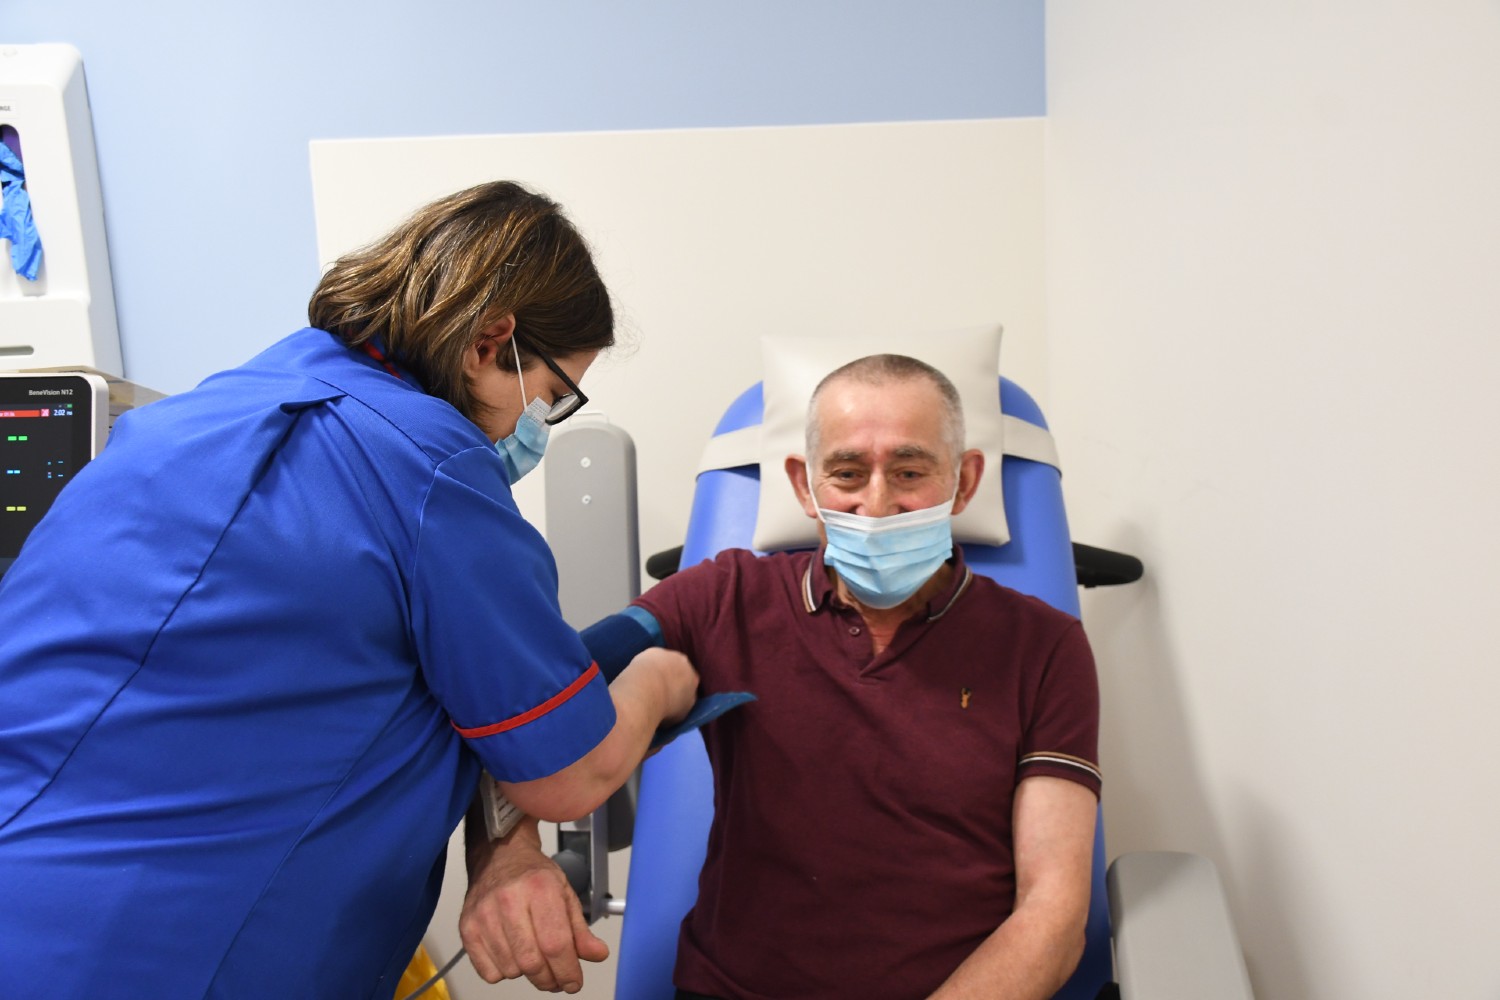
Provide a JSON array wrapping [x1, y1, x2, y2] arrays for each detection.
[[513, 332, 588, 425]]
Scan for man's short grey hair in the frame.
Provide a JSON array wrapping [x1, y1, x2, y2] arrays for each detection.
[[805, 354, 966, 461]]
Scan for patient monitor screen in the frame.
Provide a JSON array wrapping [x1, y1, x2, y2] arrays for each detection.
[[0, 375, 101, 576]]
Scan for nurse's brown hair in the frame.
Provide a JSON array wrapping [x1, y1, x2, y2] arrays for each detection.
[[308, 180, 614, 421]]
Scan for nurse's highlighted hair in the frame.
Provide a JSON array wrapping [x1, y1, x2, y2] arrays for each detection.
[[308, 180, 614, 421], [805, 354, 966, 462]]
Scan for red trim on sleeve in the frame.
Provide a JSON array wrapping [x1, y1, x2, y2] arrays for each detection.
[[450, 662, 602, 739]]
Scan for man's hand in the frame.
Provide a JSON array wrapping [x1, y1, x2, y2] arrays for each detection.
[[460, 818, 609, 994]]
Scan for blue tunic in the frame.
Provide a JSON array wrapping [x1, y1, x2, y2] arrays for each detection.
[[0, 328, 615, 997]]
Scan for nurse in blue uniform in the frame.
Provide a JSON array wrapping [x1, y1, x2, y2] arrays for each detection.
[[0, 181, 697, 998]]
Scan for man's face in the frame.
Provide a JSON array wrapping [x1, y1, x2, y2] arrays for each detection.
[[804, 378, 958, 519]]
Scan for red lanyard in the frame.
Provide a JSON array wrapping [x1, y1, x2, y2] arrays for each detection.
[[361, 340, 401, 379]]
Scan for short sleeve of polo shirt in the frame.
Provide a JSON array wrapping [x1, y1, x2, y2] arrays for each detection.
[[1016, 618, 1102, 797], [410, 446, 614, 783], [631, 551, 744, 685]]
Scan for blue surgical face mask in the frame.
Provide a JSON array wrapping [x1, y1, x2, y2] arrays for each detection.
[[495, 339, 551, 484], [816, 491, 956, 610]]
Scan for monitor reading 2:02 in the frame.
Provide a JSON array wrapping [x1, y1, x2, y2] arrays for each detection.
[[1, 374, 108, 576]]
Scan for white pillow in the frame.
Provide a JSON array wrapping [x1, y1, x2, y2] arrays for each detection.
[[753, 326, 1008, 552]]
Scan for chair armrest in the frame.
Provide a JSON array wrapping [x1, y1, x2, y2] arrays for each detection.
[[1107, 851, 1255, 1000]]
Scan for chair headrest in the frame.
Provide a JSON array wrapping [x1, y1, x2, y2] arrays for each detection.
[[694, 326, 1060, 553]]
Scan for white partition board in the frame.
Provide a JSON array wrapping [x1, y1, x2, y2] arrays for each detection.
[[311, 120, 1046, 561]]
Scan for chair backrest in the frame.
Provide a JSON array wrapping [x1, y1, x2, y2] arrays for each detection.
[[614, 378, 1112, 1000]]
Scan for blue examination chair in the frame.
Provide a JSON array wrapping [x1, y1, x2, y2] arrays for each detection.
[[611, 379, 1253, 1000]]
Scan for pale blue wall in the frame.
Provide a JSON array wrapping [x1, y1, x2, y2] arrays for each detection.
[[6, 0, 1044, 392]]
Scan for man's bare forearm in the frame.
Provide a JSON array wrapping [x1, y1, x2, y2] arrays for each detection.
[[929, 777, 1097, 1000], [466, 807, 541, 875]]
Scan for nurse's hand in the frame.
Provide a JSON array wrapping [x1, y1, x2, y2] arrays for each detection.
[[461, 816, 607, 994], [622, 646, 698, 725]]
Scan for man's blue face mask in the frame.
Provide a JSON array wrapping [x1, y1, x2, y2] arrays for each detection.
[[816, 489, 957, 610], [495, 339, 551, 484]]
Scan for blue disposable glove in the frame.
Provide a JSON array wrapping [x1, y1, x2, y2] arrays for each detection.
[[0, 143, 43, 281]]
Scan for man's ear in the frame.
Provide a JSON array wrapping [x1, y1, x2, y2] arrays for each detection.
[[465, 313, 518, 375], [949, 448, 985, 516], [785, 455, 819, 520]]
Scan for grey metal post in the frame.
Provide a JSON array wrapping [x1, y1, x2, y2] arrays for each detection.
[[544, 414, 641, 923]]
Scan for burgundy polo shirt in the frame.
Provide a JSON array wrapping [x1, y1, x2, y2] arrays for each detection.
[[633, 546, 1101, 1000]]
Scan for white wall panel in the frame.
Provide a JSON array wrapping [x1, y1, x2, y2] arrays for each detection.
[[1047, 3, 1500, 997]]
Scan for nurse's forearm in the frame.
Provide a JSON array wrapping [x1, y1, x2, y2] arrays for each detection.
[[497, 648, 696, 822]]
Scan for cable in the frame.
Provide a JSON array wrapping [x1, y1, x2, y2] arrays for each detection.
[[396, 946, 468, 1000]]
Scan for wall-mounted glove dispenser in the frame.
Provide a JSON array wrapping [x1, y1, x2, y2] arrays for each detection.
[[0, 44, 121, 376]]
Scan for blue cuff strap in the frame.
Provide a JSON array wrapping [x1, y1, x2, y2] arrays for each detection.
[[650, 691, 758, 749], [620, 604, 663, 644]]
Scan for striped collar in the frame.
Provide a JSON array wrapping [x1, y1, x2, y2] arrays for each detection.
[[801, 547, 974, 623]]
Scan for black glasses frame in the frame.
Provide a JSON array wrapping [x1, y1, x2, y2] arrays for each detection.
[[513, 333, 588, 425]]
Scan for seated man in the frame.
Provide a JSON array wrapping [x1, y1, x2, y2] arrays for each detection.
[[462, 354, 1101, 999]]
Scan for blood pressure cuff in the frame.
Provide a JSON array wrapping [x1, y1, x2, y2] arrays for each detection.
[[580, 606, 663, 682], [580, 607, 755, 749]]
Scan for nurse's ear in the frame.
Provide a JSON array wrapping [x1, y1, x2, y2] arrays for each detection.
[[466, 314, 518, 376]]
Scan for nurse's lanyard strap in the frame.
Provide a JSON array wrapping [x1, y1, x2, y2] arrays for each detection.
[[361, 339, 422, 390]]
